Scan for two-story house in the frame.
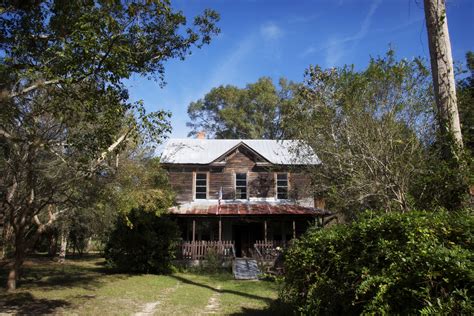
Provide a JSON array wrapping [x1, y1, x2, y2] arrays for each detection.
[[161, 138, 330, 260]]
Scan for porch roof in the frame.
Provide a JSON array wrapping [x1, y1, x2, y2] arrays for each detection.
[[169, 201, 331, 216]]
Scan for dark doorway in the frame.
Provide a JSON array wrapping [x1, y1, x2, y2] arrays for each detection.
[[233, 223, 263, 257]]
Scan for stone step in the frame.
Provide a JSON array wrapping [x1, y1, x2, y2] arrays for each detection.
[[232, 258, 261, 280]]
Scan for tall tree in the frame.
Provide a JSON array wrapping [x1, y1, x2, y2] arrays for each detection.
[[187, 77, 299, 139], [284, 51, 435, 215], [423, 0, 463, 152], [0, 0, 219, 290]]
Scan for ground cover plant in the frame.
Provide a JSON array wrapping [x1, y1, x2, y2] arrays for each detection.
[[281, 210, 474, 315]]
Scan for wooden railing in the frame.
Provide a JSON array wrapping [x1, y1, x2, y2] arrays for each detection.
[[254, 240, 286, 260], [177, 241, 235, 260]]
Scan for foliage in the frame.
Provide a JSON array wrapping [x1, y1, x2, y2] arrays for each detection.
[[284, 50, 435, 215], [104, 209, 180, 274], [412, 146, 472, 211], [281, 210, 474, 315], [187, 77, 299, 139], [458, 51, 474, 151], [411, 51, 474, 211], [105, 151, 175, 215], [0, 0, 219, 289]]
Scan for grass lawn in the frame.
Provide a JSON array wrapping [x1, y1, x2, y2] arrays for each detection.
[[0, 255, 287, 315]]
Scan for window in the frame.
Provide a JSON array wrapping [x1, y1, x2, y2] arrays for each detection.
[[195, 173, 207, 199], [276, 173, 288, 199], [235, 173, 247, 199]]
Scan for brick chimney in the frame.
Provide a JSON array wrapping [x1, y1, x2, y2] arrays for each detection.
[[314, 197, 326, 209], [196, 131, 206, 139]]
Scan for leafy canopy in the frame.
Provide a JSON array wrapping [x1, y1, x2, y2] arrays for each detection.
[[187, 77, 299, 139], [284, 50, 435, 214], [0, 0, 219, 289]]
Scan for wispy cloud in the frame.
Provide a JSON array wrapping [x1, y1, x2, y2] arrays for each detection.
[[324, 39, 345, 68], [260, 22, 283, 41], [300, 0, 381, 66], [287, 13, 322, 24], [180, 34, 257, 111]]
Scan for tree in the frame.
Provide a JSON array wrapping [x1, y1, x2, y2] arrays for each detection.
[[187, 77, 299, 139], [457, 52, 474, 151], [283, 51, 435, 215], [0, 0, 219, 290], [423, 0, 463, 153]]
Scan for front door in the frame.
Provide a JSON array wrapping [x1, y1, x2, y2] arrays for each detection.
[[233, 223, 263, 258]]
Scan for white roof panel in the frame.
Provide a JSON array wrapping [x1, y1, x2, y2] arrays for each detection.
[[160, 139, 320, 165]]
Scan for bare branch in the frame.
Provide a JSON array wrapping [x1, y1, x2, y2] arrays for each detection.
[[8, 79, 60, 99]]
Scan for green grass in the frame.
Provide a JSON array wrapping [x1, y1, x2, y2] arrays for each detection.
[[0, 255, 287, 315]]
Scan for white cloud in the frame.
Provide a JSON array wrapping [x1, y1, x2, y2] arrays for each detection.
[[324, 39, 345, 67], [260, 22, 283, 41]]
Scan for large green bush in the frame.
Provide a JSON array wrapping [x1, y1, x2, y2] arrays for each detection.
[[104, 209, 180, 274], [281, 210, 473, 315]]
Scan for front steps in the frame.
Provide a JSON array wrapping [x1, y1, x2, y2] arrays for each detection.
[[232, 258, 261, 280]]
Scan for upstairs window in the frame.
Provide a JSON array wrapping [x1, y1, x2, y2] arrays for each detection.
[[195, 173, 207, 199], [235, 173, 247, 199], [276, 173, 288, 199]]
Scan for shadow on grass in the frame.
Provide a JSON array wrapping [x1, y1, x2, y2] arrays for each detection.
[[170, 274, 292, 315], [0, 292, 70, 314], [170, 274, 273, 304], [0, 254, 127, 292], [229, 300, 293, 316]]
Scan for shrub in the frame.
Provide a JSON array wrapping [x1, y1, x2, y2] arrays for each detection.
[[281, 210, 474, 315], [104, 209, 180, 274]]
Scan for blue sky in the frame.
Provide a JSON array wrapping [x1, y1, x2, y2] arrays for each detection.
[[125, 0, 474, 140]]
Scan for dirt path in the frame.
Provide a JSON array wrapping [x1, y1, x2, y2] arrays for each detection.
[[134, 281, 182, 316], [203, 285, 221, 314]]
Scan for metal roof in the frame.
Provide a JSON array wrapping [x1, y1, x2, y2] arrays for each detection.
[[160, 139, 320, 165], [169, 201, 330, 216]]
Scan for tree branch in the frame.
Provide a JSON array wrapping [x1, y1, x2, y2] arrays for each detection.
[[8, 79, 60, 99], [91, 126, 135, 172]]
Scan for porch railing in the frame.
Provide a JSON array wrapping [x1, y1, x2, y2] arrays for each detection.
[[254, 240, 287, 260], [177, 241, 235, 260]]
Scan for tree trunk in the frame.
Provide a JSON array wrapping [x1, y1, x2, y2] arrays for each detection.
[[424, 0, 463, 150], [58, 227, 68, 263], [1, 222, 13, 260], [6, 231, 25, 291], [48, 232, 58, 258]]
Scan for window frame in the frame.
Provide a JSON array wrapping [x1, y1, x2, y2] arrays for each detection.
[[235, 172, 248, 200], [194, 171, 209, 200], [276, 172, 289, 200]]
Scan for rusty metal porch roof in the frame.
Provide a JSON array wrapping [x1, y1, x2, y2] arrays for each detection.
[[169, 201, 330, 216]]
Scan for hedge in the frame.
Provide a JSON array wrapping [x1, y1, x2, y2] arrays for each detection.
[[281, 210, 473, 315]]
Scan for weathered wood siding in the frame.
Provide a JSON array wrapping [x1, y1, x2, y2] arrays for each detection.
[[290, 172, 312, 201], [249, 172, 275, 198], [168, 171, 193, 202], [166, 147, 313, 203], [209, 170, 233, 200]]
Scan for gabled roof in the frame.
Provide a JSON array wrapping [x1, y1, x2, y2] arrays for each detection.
[[160, 139, 320, 165]]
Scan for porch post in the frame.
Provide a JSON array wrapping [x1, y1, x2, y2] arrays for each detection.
[[219, 218, 222, 242], [281, 221, 286, 243], [264, 220, 267, 242], [292, 220, 296, 239], [192, 219, 196, 242]]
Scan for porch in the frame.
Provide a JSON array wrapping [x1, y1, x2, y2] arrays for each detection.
[[175, 216, 322, 260], [176, 240, 286, 261], [171, 201, 333, 261]]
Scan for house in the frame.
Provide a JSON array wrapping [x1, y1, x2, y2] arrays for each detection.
[[161, 137, 331, 261]]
